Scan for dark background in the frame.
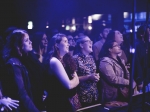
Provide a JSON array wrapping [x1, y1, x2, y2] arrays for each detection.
[[0, 0, 149, 36]]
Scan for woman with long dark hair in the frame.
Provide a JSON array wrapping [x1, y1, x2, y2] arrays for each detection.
[[99, 40, 136, 103], [45, 33, 79, 112], [1, 29, 39, 112]]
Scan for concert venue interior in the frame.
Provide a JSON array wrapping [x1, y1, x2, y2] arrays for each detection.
[[0, 0, 150, 112]]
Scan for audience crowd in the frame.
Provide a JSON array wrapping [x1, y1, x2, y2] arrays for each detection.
[[0, 25, 150, 112]]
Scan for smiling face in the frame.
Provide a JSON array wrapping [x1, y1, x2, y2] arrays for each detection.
[[22, 33, 32, 52], [40, 34, 48, 47], [56, 36, 69, 56], [80, 36, 93, 55], [114, 30, 123, 45]]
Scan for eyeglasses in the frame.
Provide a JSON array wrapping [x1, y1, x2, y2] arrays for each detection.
[[112, 44, 120, 48], [82, 40, 93, 44]]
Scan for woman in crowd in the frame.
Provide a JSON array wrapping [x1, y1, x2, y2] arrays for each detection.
[[20, 32, 47, 111], [99, 40, 136, 103], [67, 35, 76, 56], [1, 29, 39, 112], [73, 35, 100, 107], [31, 31, 48, 63], [101, 30, 127, 63], [45, 33, 79, 112]]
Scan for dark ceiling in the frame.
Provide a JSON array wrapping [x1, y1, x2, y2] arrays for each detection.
[[0, 0, 149, 34]]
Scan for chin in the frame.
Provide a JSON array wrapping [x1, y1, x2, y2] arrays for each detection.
[[89, 49, 93, 53], [29, 48, 33, 51], [44, 44, 48, 46], [66, 50, 69, 53]]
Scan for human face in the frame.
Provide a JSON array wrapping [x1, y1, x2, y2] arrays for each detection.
[[68, 35, 76, 47], [109, 42, 121, 54], [80, 37, 93, 55], [102, 28, 110, 39], [57, 37, 69, 56], [41, 34, 48, 47], [22, 33, 32, 52], [114, 30, 123, 45]]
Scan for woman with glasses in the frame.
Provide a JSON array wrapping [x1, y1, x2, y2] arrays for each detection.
[[73, 35, 100, 107], [99, 40, 136, 103], [99, 30, 127, 64]]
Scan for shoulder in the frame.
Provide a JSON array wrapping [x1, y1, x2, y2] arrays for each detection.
[[7, 58, 22, 66], [93, 41, 101, 47], [100, 57, 114, 64], [50, 57, 61, 66]]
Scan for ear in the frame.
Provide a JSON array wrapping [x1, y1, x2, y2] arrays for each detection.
[[17, 46, 22, 56], [109, 48, 112, 53], [79, 43, 83, 49], [55, 43, 58, 48]]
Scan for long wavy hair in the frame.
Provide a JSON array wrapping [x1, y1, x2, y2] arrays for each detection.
[[2, 29, 28, 62], [47, 33, 76, 75]]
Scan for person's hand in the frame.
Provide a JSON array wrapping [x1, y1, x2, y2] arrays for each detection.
[[0, 97, 19, 111], [95, 73, 100, 82], [72, 72, 78, 78], [133, 81, 137, 89], [90, 73, 100, 82], [72, 72, 79, 85]]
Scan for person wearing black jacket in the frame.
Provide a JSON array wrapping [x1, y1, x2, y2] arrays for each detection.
[[134, 25, 150, 91], [1, 29, 39, 112]]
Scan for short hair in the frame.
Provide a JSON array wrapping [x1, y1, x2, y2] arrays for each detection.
[[74, 35, 89, 54], [99, 26, 110, 33]]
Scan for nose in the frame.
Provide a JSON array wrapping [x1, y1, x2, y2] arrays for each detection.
[[45, 38, 48, 42], [30, 40, 32, 44]]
